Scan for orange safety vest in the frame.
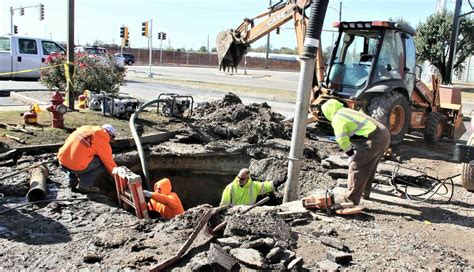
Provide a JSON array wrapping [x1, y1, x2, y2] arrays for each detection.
[[57, 125, 117, 174], [147, 178, 184, 219]]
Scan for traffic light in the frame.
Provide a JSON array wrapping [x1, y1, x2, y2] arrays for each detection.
[[13, 25, 18, 34], [20, 7, 25, 16], [120, 27, 125, 38], [38, 3, 44, 20], [276, 27, 280, 34], [157, 32, 161, 40], [124, 27, 129, 47], [141, 21, 149, 37], [162, 33, 167, 40]]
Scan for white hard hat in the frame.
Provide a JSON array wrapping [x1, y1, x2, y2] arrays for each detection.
[[101, 124, 116, 137]]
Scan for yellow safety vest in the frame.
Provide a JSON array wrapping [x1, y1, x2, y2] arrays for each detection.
[[220, 177, 274, 206]]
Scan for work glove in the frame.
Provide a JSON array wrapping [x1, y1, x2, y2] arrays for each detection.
[[345, 148, 356, 165], [143, 190, 152, 198], [273, 179, 285, 188]]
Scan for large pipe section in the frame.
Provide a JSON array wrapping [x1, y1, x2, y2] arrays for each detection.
[[283, 0, 329, 202], [27, 164, 49, 202]]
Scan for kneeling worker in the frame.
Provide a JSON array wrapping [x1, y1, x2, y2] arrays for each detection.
[[143, 178, 184, 219], [319, 99, 390, 205], [220, 168, 284, 206], [58, 124, 118, 193]]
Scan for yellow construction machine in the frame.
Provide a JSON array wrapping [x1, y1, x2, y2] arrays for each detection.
[[217, 2, 465, 145]]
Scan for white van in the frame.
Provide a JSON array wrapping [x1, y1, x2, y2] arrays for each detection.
[[0, 34, 65, 79]]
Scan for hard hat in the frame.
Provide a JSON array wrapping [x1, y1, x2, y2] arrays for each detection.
[[101, 124, 116, 138]]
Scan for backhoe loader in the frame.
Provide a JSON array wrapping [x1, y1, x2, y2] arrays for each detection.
[[217, 1, 465, 144]]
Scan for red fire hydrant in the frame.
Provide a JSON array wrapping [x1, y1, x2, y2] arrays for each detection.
[[46, 91, 68, 128]]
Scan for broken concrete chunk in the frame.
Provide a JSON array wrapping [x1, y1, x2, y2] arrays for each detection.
[[189, 252, 210, 271], [318, 259, 341, 270], [327, 169, 348, 179], [289, 218, 309, 226], [327, 249, 353, 264], [336, 179, 347, 188], [208, 243, 238, 271], [230, 248, 267, 269], [266, 247, 284, 264], [281, 249, 296, 266], [287, 256, 303, 270], [245, 237, 275, 250], [217, 237, 242, 248], [322, 155, 349, 169], [319, 235, 348, 251]]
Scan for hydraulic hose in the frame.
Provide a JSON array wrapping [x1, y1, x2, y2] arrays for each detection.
[[130, 99, 162, 190], [283, 0, 329, 202]]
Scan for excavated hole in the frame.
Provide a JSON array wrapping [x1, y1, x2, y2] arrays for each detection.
[[130, 153, 252, 209]]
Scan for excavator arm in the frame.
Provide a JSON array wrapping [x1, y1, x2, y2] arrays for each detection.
[[216, 0, 324, 84]]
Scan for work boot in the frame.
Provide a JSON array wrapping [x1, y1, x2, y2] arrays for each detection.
[[76, 185, 100, 194]]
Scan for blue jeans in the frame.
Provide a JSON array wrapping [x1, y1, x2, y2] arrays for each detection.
[[61, 156, 106, 188]]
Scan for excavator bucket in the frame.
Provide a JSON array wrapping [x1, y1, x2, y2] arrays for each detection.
[[216, 30, 247, 69]]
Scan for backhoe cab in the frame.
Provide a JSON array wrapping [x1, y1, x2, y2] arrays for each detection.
[[313, 21, 465, 144]]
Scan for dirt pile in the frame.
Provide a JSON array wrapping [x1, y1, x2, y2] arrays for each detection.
[[185, 92, 290, 144]]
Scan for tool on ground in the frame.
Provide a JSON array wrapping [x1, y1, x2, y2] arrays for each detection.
[[209, 196, 270, 235], [302, 189, 363, 215], [0, 196, 99, 215], [20, 104, 42, 125], [5, 134, 26, 144], [26, 164, 49, 202], [112, 166, 150, 219], [157, 93, 194, 118], [150, 205, 228, 272], [0, 159, 57, 181], [383, 164, 456, 203]]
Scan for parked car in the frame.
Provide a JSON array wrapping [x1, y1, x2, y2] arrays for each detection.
[[0, 34, 65, 79], [75, 46, 124, 67], [115, 53, 135, 66]]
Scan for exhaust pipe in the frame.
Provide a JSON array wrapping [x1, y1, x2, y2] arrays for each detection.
[[27, 164, 49, 202]]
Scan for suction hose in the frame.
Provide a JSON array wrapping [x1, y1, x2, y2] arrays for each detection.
[[283, 0, 329, 202], [130, 99, 162, 190]]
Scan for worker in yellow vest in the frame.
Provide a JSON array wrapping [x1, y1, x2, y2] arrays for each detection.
[[320, 99, 390, 205], [220, 168, 284, 206]]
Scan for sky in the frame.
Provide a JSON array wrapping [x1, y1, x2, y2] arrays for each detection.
[[0, 0, 470, 51]]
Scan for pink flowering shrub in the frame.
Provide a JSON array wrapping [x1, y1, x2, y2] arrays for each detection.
[[40, 52, 126, 96]]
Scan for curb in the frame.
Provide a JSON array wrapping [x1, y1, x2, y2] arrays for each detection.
[[10, 91, 49, 106]]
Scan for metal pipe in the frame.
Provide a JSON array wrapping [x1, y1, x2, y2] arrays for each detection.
[[27, 164, 49, 202], [283, 0, 328, 202], [130, 99, 163, 190]]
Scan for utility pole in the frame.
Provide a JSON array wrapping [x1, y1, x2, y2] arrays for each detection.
[[339, 1, 342, 21], [10, 7, 14, 33], [148, 19, 153, 78], [160, 34, 163, 64], [264, 0, 272, 69], [446, 0, 462, 83], [66, 0, 75, 110]]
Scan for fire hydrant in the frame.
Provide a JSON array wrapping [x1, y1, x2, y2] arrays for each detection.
[[46, 91, 68, 128]]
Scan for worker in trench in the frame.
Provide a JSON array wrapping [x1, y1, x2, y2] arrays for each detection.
[[143, 178, 184, 219], [317, 99, 390, 205], [220, 168, 285, 206], [57, 124, 118, 193]]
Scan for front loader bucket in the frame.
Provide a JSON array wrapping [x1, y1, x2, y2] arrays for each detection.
[[216, 30, 247, 69]]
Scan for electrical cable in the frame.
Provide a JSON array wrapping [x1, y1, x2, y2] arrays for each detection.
[[386, 164, 457, 203]]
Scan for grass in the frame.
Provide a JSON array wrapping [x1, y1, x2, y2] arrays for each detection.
[[0, 109, 183, 148]]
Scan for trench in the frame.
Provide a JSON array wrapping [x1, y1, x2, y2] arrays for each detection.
[[128, 152, 252, 209]]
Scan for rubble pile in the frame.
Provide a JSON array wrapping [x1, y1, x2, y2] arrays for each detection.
[[185, 93, 291, 144]]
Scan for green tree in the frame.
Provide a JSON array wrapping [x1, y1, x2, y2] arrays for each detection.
[[415, 11, 474, 83], [388, 17, 412, 28], [249, 45, 269, 53], [199, 46, 207, 52]]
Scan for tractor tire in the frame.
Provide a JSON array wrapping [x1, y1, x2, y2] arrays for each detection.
[[367, 90, 411, 145], [423, 112, 445, 143], [461, 135, 474, 192]]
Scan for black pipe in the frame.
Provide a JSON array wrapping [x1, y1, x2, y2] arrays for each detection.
[[303, 0, 329, 58]]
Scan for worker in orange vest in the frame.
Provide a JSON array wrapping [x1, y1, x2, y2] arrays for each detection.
[[143, 178, 184, 219], [58, 124, 118, 193]]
